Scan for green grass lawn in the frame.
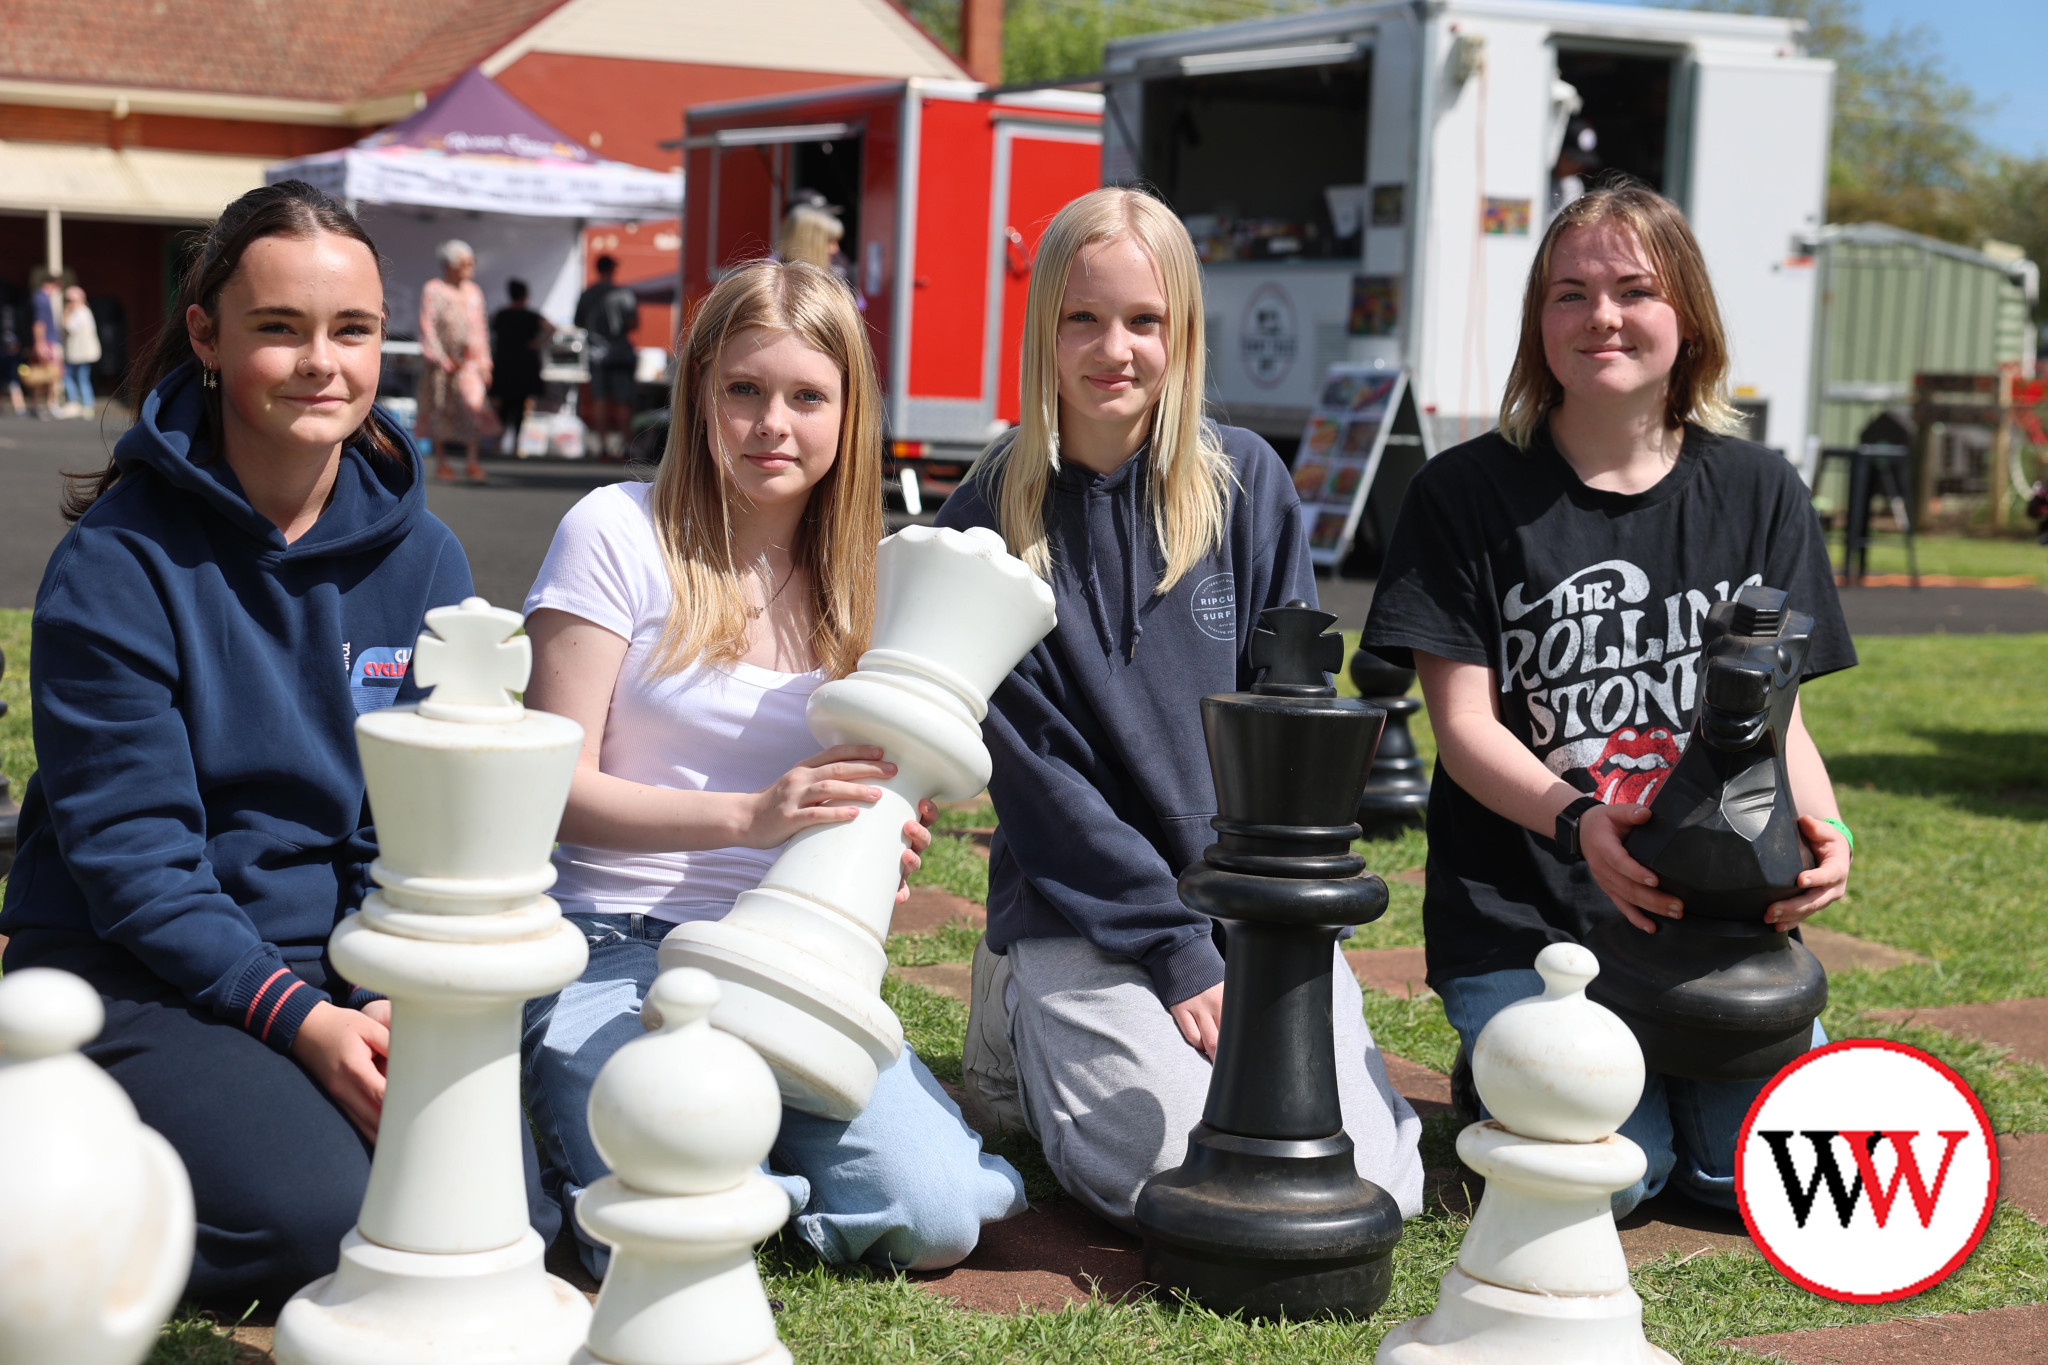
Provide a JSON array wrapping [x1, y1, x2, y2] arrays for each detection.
[[1845, 530, 2048, 586], [0, 599, 2025, 1363]]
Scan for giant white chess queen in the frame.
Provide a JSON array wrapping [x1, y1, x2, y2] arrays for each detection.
[[275, 598, 594, 1365], [1378, 944, 1677, 1365], [660, 524, 1056, 1119]]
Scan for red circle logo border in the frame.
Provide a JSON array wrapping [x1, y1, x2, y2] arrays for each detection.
[[1735, 1038, 2000, 1304]]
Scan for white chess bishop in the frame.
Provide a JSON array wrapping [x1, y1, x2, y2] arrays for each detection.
[[573, 968, 791, 1365], [0, 968, 194, 1365], [1377, 944, 1678, 1365], [275, 597, 594, 1365], [660, 524, 1056, 1119]]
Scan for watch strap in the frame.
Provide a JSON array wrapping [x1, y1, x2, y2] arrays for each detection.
[[1555, 795, 1602, 862]]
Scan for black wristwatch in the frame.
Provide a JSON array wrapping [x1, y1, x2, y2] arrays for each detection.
[[1554, 795, 1602, 862]]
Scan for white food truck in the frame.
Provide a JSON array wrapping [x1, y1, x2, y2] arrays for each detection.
[[1100, 0, 1834, 466]]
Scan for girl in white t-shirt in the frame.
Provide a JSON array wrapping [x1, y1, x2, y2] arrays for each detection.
[[519, 260, 1025, 1276]]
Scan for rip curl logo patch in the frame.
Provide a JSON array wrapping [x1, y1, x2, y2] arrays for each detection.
[[1191, 573, 1237, 641], [349, 646, 413, 714]]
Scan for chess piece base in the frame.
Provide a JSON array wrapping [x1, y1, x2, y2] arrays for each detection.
[[1137, 1126, 1402, 1320], [1374, 1267, 1678, 1365], [1585, 915, 1826, 1082], [658, 908, 901, 1121], [273, 1228, 591, 1365]]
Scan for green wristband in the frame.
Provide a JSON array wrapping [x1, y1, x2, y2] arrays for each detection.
[[1819, 816, 1854, 854]]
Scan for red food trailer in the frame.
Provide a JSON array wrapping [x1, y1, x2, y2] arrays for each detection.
[[680, 80, 1103, 508]]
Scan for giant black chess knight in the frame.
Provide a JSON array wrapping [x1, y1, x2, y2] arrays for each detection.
[[1586, 584, 1829, 1081]]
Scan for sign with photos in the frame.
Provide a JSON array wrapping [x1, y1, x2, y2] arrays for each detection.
[[1293, 365, 1432, 568]]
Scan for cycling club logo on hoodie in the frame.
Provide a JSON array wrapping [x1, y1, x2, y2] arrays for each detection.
[[348, 645, 413, 715]]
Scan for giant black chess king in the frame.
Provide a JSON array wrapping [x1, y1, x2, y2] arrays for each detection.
[[1135, 603, 1404, 1320]]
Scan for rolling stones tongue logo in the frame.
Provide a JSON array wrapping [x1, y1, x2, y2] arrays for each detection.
[[1592, 727, 1681, 805]]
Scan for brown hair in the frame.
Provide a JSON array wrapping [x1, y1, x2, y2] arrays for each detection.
[[1498, 180, 1742, 448], [62, 180, 394, 522], [647, 259, 882, 680], [971, 186, 1232, 592]]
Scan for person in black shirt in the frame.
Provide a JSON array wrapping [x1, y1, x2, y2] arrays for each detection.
[[490, 278, 546, 456], [574, 255, 640, 461], [1363, 182, 1855, 1219]]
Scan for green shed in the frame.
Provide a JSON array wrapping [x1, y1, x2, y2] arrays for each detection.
[[1808, 223, 2038, 454]]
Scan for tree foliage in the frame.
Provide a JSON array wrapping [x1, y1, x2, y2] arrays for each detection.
[[902, 0, 1325, 88], [1686, 0, 2043, 283]]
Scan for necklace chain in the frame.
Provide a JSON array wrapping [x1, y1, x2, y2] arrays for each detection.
[[745, 555, 796, 620]]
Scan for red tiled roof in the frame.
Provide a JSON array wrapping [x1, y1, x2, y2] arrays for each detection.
[[0, 0, 572, 105]]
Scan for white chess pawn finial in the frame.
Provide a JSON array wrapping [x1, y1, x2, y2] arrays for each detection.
[[1377, 944, 1677, 1365], [574, 969, 791, 1365], [661, 524, 1057, 1119], [276, 595, 593, 1365], [0, 968, 194, 1365]]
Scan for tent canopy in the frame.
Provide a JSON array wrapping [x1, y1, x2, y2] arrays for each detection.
[[267, 67, 679, 220]]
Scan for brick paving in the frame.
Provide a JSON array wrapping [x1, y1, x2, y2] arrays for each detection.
[[1725, 1303, 2048, 1362]]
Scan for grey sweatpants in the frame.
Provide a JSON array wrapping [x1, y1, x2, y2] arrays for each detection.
[[1006, 936, 1426, 1230]]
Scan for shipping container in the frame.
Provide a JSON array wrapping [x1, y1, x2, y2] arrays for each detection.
[[679, 79, 1102, 505], [1101, 0, 1833, 461]]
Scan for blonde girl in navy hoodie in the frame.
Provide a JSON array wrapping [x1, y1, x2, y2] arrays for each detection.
[[0, 182, 481, 1306], [935, 187, 1425, 1229]]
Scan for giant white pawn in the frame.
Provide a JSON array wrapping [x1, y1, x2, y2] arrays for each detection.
[[275, 597, 592, 1365], [1377, 944, 1678, 1365], [0, 968, 194, 1365], [573, 969, 791, 1365], [661, 524, 1056, 1119]]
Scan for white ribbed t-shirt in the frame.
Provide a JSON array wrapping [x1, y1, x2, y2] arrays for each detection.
[[523, 481, 823, 924]]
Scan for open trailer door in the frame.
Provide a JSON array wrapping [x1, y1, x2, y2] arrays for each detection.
[[1681, 51, 1833, 460], [985, 120, 1102, 426]]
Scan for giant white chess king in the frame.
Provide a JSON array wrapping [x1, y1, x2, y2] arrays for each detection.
[[275, 597, 594, 1365], [660, 524, 1057, 1119]]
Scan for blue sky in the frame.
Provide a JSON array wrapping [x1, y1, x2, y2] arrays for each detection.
[[1585, 0, 2044, 157]]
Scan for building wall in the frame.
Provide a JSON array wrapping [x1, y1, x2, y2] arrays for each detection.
[[1, 212, 185, 389], [496, 51, 898, 171], [0, 104, 354, 157]]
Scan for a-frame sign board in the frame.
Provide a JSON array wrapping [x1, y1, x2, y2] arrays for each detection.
[[1291, 366, 1435, 569]]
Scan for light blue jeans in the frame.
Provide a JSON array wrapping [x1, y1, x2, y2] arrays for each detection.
[[521, 912, 1027, 1278], [1437, 966, 1826, 1220]]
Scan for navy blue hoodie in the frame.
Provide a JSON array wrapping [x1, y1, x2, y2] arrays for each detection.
[[935, 424, 1316, 1004], [0, 364, 474, 1052]]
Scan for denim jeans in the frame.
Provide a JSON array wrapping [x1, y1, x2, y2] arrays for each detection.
[[63, 362, 94, 408], [1436, 966, 1826, 1219], [522, 911, 1027, 1277]]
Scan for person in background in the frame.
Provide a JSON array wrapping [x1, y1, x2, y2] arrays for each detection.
[[417, 239, 499, 483], [0, 180, 492, 1308], [490, 277, 547, 457], [27, 270, 62, 418], [1, 285, 26, 416], [61, 285, 102, 418], [1361, 181, 1854, 1219], [573, 255, 639, 461], [776, 198, 844, 272]]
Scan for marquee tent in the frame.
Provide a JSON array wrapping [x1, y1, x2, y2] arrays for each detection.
[[267, 67, 681, 325]]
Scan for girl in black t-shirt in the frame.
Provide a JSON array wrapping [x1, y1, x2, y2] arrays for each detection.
[[1363, 183, 1855, 1218]]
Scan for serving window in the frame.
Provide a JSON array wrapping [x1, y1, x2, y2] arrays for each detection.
[[1141, 59, 1371, 262]]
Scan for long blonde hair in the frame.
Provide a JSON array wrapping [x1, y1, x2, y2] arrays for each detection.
[[777, 205, 843, 270], [1499, 182, 1742, 448], [649, 260, 882, 679], [972, 187, 1232, 591]]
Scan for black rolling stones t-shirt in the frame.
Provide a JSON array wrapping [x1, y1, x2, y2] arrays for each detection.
[[1362, 424, 1856, 986]]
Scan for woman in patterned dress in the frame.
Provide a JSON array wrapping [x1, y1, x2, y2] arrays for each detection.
[[416, 239, 499, 483]]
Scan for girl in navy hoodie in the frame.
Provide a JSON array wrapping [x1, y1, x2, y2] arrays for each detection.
[[0, 182, 479, 1305], [934, 187, 1425, 1228]]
